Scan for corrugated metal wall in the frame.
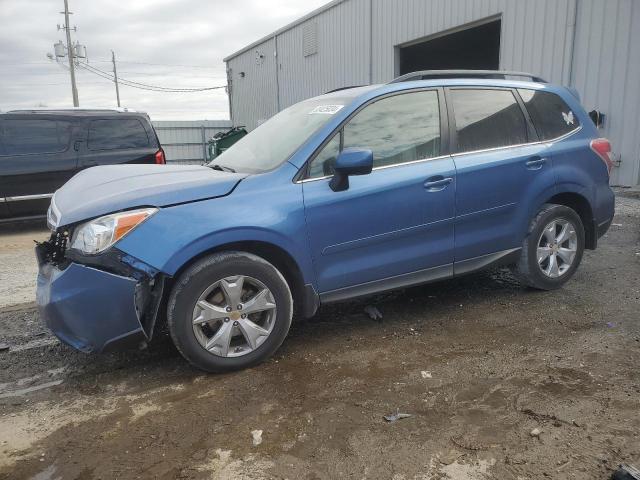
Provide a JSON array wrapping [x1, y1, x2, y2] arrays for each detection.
[[152, 120, 232, 164], [225, 0, 640, 185], [276, 0, 371, 109], [570, 0, 640, 186], [227, 37, 278, 129]]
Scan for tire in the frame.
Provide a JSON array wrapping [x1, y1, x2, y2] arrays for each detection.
[[511, 203, 585, 290], [167, 251, 293, 373]]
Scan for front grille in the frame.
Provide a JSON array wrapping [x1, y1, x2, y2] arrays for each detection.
[[39, 230, 69, 265]]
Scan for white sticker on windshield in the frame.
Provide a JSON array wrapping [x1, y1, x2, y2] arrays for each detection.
[[309, 105, 344, 115]]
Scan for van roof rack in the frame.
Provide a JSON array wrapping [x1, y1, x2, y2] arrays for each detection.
[[4, 107, 138, 114], [389, 70, 547, 84]]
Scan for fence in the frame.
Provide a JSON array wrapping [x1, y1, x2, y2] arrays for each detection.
[[152, 120, 233, 164]]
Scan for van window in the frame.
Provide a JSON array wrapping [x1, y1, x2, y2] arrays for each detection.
[[451, 89, 527, 153], [518, 89, 580, 140], [88, 118, 149, 150], [0, 119, 71, 156]]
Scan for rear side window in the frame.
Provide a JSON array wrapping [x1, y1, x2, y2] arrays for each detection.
[[451, 89, 527, 153], [0, 119, 71, 156], [88, 118, 149, 150], [518, 89, 580, 140]]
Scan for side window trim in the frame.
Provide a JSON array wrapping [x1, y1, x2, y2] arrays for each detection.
[[299, 87, 446, 182], [445, 86, 534, 156], [512, 88, 540, 142]]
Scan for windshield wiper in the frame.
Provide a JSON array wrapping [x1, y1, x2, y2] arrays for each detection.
[[209, 164, 236, 173]]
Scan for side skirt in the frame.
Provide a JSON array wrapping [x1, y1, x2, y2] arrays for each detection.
[[318, 248, 521, 305], [320, 264, 453, 304]]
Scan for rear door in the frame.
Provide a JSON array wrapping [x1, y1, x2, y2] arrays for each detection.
[[0, 115, 79, 218], [80, 116, 157, 168], [447, 87, 553, 267]]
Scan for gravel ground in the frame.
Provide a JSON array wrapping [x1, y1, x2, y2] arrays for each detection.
[[0, 220, 48, 308], [0, 196, 638, 480]]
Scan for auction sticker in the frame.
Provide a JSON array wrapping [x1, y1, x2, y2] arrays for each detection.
[[309, 105, 344, 115]]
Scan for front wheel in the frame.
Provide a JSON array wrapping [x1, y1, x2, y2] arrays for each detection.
[[512, 204, 585, 290], [167, 252, 293, 372]]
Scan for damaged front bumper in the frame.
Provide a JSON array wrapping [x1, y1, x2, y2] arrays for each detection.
[[35, 237, 165, 353]]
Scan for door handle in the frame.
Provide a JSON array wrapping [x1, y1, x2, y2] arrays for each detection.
[[424, 176, 453, 191], [525, 157, 547, 170]]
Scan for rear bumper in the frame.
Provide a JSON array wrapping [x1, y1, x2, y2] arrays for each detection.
[[36, 259, 147, 353]]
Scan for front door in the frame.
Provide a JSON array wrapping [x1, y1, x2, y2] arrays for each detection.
[[302, 89, 456, 298]]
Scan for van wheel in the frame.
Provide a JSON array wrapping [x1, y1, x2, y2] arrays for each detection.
[[167, 252, 293, 372], [512, 204, 585, 290]]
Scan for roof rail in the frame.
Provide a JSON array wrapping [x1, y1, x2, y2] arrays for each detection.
[[389, 70, 547, 84], [4, 106, 137, 114]]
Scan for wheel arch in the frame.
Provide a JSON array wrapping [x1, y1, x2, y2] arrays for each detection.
[[545, 191, 595, 249], [167, 239, 314, 320]]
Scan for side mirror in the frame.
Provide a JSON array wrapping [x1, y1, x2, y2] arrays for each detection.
[[329, 148, 373, 192]]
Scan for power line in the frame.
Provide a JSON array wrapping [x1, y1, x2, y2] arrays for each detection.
[[88, 60, 223, 69], [77, 62, 226, 92]]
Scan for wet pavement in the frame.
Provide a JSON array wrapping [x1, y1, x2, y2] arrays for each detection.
[[0, 196, 638, 479]]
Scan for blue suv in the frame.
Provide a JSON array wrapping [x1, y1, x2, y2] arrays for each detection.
[[36, 71, 615, 372]]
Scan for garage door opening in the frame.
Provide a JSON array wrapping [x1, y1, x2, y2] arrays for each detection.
[[398, 19, 501, 75]]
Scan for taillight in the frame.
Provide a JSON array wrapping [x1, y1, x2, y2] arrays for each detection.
[[590, 138, 613, 175], [155, 149, 166, 165]]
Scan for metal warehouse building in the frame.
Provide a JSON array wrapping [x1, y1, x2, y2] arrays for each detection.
[[224, 0, 640, 186]]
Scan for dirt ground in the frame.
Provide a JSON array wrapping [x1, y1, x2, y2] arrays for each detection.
[[0, 195, 638, 480]]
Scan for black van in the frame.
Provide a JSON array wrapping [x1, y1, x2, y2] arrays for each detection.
[[0, 108, 165, 221]]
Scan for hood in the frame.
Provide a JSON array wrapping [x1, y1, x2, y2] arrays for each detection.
[[51, 164, 247, 227]]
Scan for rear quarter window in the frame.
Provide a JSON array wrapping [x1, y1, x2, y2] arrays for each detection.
[[518, 89, 580, 140], [0, 119, 71, 156], [88, 118, 149, 151]]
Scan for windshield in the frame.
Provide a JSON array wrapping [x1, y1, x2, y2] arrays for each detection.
[[210, 96, 355, 174]]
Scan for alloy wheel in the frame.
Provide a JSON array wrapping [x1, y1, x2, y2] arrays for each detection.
[[536, 218, 578, 278], [192, 275, 277, 357]]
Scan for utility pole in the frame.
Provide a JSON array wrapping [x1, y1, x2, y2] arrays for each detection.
[[111, 50, 121, 107], [60, 0, 79, 106]]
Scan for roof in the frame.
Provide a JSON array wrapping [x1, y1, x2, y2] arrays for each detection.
[[223, 0, 347, 62], [4, 107, 141, 114]]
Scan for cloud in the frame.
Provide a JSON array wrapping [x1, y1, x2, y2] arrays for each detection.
[[0, 0, 328, 120]]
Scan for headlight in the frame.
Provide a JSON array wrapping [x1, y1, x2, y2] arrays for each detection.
[[70, 207, 158, 255]]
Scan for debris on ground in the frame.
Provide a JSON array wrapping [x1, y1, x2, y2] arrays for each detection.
[[612, 464, 640, 480], [251, 429, 263, 446], [530, 428, 542, 437], [420, 371, 432, 379], [0, 343, 9, 352], [384, 409, 412, 422], [364, 305, 383, 321]]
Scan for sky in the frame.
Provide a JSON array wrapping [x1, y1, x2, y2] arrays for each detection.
[[0, 0, 329, 120]]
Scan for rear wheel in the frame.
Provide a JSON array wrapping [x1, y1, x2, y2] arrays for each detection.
[[167, 252, 293, 372], [512, 204, 585, 290]]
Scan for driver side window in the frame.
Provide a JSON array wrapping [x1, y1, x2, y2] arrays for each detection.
[[307, 90, 441, 179], [307, 133, 340, 178]]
